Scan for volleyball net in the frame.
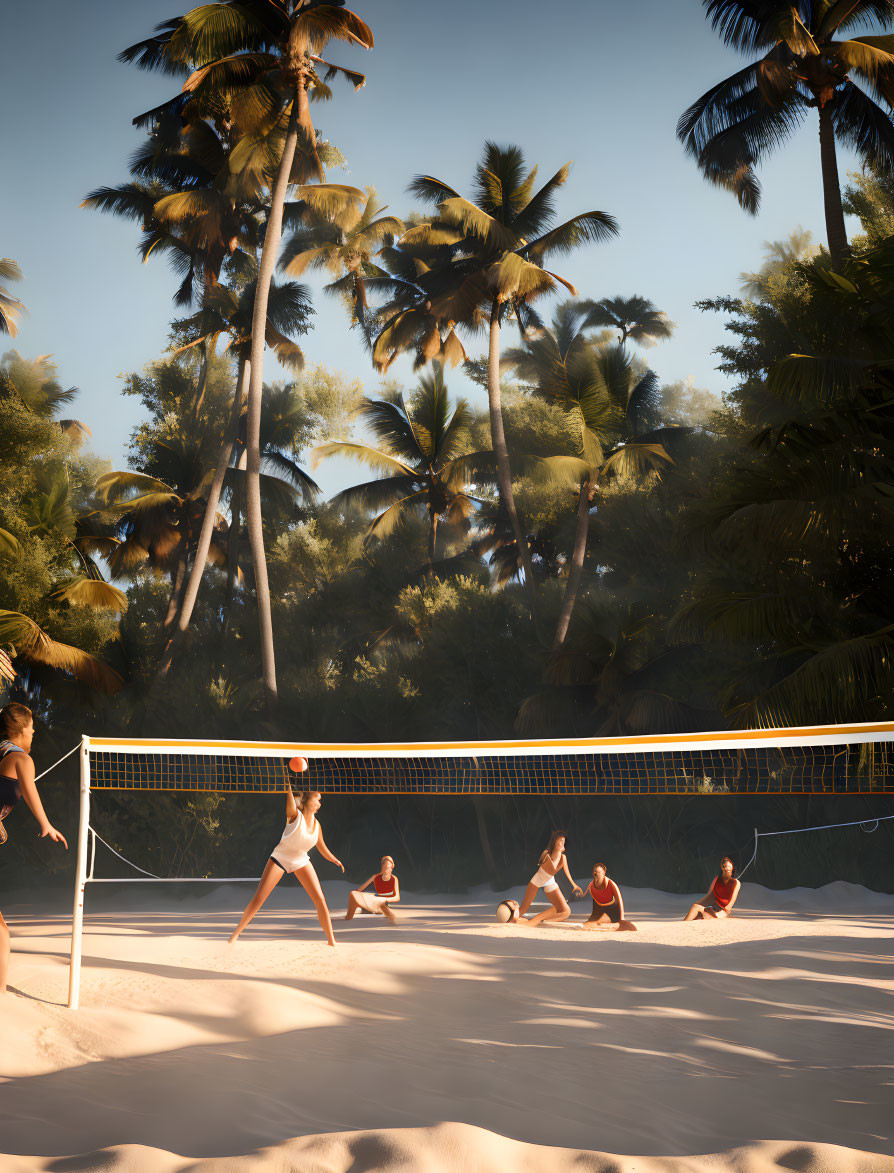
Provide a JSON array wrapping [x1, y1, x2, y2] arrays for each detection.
[[85, 722, 894, 796], [64, 722, 894, 1009]]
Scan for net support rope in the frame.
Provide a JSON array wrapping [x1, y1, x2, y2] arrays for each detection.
[[737, 812, 894, 879], [86, 824, 261, 884], [34, 742, 80, 782]]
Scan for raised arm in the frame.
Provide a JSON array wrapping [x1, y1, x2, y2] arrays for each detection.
[[16, 754, 67, 847], [285, 784, 299, 823], [562, 854, 582, 896], [315, 826, 344, 872]]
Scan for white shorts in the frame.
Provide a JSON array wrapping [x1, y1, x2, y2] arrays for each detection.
[[531, 867, 558, 894], [271, 851, 310, 873], [351, 890, 389, 913]]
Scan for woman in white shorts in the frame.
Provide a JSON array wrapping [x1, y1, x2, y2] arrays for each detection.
[[518, 831, 582, 926], [228, 782, 344, 947], [345, 855, 400, 923]]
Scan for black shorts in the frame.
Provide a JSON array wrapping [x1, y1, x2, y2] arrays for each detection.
[[269, 855, 286, 872], [588, 900, 620, 924]]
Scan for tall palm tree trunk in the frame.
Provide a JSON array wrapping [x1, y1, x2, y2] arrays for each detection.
[[163, 555, 188, 628], [154, 357, 249, 682], [429, 511, 439, 563], [194, 339, 209, 416], [553, 477, 591, 650], [488, 300, 537, 619], [222, 443, 246, 635], [818, 104, 849, 267], [245, 93, 305, 702]]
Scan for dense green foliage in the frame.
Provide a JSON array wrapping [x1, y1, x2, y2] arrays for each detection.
[[2, 3, 893, 897]]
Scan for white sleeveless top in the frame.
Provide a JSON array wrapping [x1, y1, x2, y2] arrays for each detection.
[[271, 810, 319, 871]]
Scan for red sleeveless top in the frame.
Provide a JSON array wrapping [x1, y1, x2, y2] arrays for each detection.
[[588, 879, 616, 906], [712, 876, 736, 907], [374, 873, 396, 897]]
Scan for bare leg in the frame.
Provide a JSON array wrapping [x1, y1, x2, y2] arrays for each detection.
[[684, 903, 717, 921], [0, 910, 9, 994], [518, 881, 539, 918], [229, 860, 284, 942], [528, 889, 570, 927], [294, 862, 336, 946], [581, 911, 613, 931], [345, 892, 361, 921], [381, 903, 397, 923]]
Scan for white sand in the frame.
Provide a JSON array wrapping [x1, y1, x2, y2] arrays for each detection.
[[1, 881, 893, 1172]]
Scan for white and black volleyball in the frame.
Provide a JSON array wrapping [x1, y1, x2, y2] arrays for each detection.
[[496, 900, 519, 923]]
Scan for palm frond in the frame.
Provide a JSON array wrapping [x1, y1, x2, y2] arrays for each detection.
[[522, 211, 620, 264], [48, 577, 128, 613], [311, 441, 415, 477], [0, 610, 123, 694], [407, 175, 462, 205]]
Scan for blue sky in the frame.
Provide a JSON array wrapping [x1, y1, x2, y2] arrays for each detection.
[[3, 0, 865, 496]]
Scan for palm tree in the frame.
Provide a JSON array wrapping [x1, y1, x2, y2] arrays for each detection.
[[0, 260, 25, 337], [313, 365, 493, 562], [21, 467, 128, 616], [279, 185, 403, 324], [1, 351, 91, 445], [582, 296, 675, 347], [120, 0, 373, 701], [221, 380, 323, 627], [371, 142, 619, 621], [739, 226, 818, 298], [678, 0, 894, 264], [155, 275, 313, 678], [505, 303, 676, 648]]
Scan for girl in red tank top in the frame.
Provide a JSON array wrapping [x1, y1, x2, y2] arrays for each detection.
[[581, 864, 637, 931], [346, 855, 401, 923], [684, 856, 741, 921]]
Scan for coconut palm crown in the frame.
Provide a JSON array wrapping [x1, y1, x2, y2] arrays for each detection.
[[582, 296, 675, 347], [313, 364, 495, 562], [369, 142, 618, 622], [679, 0, 894, 264]]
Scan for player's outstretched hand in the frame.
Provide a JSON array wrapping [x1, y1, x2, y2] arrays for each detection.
[[40, 824, 68, 849], [334, 859, 345, 873], [573, 885, 583, 897]]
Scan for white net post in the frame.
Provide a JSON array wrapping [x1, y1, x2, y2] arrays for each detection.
[[67, 735, 91, 1010]]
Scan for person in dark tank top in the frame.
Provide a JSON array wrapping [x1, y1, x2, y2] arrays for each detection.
[[0, 701, 69, 994]]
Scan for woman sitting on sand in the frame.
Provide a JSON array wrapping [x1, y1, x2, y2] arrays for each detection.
[[345, 855, 401, 923], [229, 780, 344, 947], [580, 863, 637, 931], [684, 856, 740, 921], [519, 831, 583, 927]]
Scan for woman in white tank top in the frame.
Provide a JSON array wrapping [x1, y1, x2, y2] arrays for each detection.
[[228, 780, 344, 947], [517, 831, 582, 927]]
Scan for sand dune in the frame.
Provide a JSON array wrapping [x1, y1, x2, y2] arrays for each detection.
[[1, 882, 892, 1172]]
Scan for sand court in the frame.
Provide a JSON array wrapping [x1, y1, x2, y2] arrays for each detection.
[[0, 882, 892, 1172]]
